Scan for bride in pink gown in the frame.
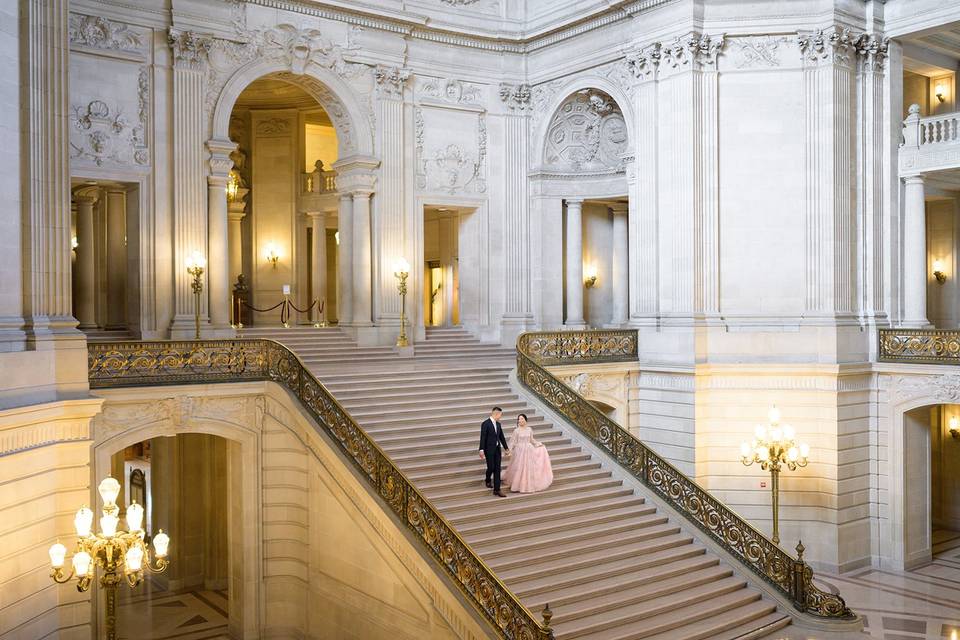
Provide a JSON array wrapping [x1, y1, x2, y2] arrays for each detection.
[[503, 414, 553, 493]]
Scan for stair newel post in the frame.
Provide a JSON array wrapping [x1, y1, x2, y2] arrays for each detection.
[[792, 540, 808, 612], [541, 602, 553, 637]]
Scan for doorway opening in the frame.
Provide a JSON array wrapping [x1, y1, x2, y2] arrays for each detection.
[[423, 206, 461, 327], [71, 180, 141, 338], [113, 434, 232, 639], [902, 403, 960, 567]]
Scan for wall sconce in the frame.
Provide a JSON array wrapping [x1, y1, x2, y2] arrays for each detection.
[[933, 259, 947, 284], [265, 243, 280, 269], [935, 83, 947, 103], [950, 415, 959, 440], [334, 231, 340, 246], [71, 236, 78, 250], [584, 264, 598, 288]]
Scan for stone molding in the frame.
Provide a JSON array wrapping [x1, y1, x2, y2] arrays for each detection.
[[69, 13, 147, 59], [890, 373, 960, 404], [0, 399, 102, 457]]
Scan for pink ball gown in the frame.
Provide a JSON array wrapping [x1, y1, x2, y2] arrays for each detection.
[[503, 425, 553, 493]]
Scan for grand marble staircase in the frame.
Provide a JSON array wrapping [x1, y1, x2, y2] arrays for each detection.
[[253, 325, 793, 639]]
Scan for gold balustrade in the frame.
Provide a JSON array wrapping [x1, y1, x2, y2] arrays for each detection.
[[516, 330, 855, 621], [88, 339, 553, 640], [878, 328, 960, 364]]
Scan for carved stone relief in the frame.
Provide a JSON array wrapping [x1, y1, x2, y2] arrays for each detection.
[[69, 13, 146, 57], [417, 77, 483, 105], [201, 23, 369, 150], [891, 373, 960, 404], [255, 117, 291, 135], [70, 65, 150, 167], [415, 107, 487, 194], [543, 89, 627, 171], [730, 36, 790, 68]]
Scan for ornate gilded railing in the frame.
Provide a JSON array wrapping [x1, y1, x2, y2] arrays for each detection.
[[516, 330, 854, 621], [878, 328, 960, 364], [88, 340, 552, 640]]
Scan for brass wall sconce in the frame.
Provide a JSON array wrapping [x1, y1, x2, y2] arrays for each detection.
[[935, 83, 947, 103], [265, 243, 280, 269], [584, 264, 598, 289], [950, 415, 959, 440], [933, 259, 947, 284], [226, 170, 240, 202], [71, 236, 78, 250]]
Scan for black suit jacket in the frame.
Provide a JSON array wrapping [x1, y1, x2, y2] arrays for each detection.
[[479, 418, 509, 455]]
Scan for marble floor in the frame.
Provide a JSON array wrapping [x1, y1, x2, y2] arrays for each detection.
[[116, 577, 228, 640], [771, 530, 960, 640]]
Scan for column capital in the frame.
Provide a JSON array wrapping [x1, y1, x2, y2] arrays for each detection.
[[169, 29, 211, 71], [565, 197, 585, 207], [72, 185, 100, 204], [903, 173, 926, 184], [304, 210, 327, 220], [499, 83, 532, 112], [227, 210, 246, 223], [609, 202, 629, 216], [374, 65, 411, 99], [207, 138, 238, 178]]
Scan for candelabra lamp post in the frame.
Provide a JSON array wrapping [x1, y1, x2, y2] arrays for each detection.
[[393, 258, 410, 348], [48, 477, 170, 640], [740, 406, 810, 545], [185, 251, 206, 340]]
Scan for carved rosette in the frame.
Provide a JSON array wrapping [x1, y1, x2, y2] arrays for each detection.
[[499, 83, 532, 112], [374, 65, 411, 99]]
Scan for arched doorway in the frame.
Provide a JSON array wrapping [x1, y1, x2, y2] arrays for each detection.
[[532, 82, 633, 329], [93, 416, 261, 639], [226, 75, 340, 327], [109, 434, 231, 639]]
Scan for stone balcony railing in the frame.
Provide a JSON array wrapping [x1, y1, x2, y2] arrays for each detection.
[[302, 169, 337, 194], [899, 104, 960, 175]]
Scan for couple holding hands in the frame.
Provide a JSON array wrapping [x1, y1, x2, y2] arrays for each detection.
[[478, 407, 554, 497]]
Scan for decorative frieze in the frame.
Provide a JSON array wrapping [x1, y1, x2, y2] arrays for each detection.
[[374, 65, 411, 99], [621, 43, 661, 82], [417, 77, 483, 105], [729, 36, 789, 69], [69, 13, 145, 57], [660, 32, 725, 74], [69, 64, 150, 167], [891, 373, 960, 404]]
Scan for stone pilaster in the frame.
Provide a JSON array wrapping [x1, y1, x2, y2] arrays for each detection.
[[336, 193, 353, 326], [499, 83, 534, 339], [373, 66, 410, 330], [857, 34, 890, 326], [610, 203, 629, 326], [169, 30, 211, 337], [659, 33, 724, 319], [22, 0, 77, 341], [902, 173, 929, 327], [798, 27, 859, 319], [207, 138, 237, 333], [306, 211, 327, 323], [625, 44, 661, 324]]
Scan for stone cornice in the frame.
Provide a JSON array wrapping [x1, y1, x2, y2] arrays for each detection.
[[243, 0, 672, 53]]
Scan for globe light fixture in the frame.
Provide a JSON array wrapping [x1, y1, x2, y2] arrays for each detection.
[[49, 476, 170, 640], [741, 405, 810, 545]]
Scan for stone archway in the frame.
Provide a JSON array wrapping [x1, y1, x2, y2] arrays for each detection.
[[92, 392, 263, 639]]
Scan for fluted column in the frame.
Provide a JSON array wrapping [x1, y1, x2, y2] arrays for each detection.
[[336, 194, 353, 325], [903, 174, 929, 327], [72, 188, 99, 329], [352, 190, 373, 326], [564, 198, 585, 327], [22, 0, 75, 339], [207, 139, 236, 331], [169, 30, 211, 337], [307, 212, 327, 323], [611, 203, 629, 326]]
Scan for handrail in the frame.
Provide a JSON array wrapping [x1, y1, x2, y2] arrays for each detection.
[[878, 328, 960, 364], [88, 339, 553, 640], [516, 330, 855, 620]]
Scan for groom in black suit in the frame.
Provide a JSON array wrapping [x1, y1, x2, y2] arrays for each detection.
[[479, 406, 509, 497]]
